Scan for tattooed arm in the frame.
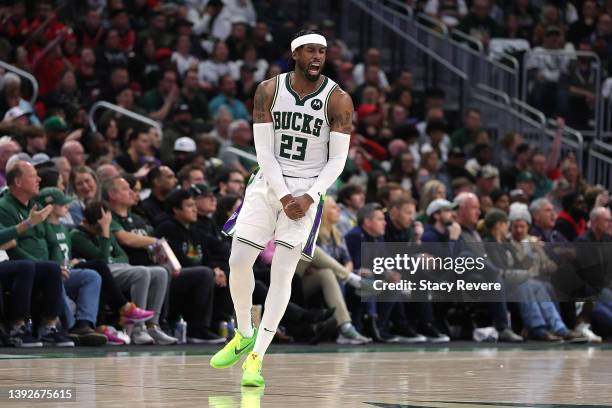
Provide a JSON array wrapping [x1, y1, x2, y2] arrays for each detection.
[[299, 87, 354, 207], [328, 87, 355, 135], [252, 77, 303, 218]]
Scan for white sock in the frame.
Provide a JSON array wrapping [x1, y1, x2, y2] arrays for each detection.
[[346, 272, 362, 289], [253, 244, 302, 358], [340, 322, 352, 333], [228, 238, 261, 338]]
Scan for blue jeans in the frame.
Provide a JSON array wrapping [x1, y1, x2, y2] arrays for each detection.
[[61, 268, 101, 329], [519, 280, 568, 335]]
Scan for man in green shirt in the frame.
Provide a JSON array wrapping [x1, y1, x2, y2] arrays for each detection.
[[38, 187, 107, 346], [0, 160, 74, 346], [450, 108, 482, 153], [71, 199, 175, 346]]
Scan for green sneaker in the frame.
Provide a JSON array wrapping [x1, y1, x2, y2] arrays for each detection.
[[241, 352, 265, 387], [210, 328, 257, 369]]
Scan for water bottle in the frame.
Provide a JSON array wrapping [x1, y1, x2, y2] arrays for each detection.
[[227, 317, 235, 339], [219, 321, 228, 339], [175, 316, 187, 344]]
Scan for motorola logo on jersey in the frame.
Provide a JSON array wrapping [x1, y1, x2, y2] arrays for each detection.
[[311, 99, 323, 110]]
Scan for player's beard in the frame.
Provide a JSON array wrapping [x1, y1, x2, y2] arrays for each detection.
[[297, 60, 322, 82]]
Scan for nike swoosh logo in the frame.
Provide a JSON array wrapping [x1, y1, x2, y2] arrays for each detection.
[[263, 328, 275, 333], [234, 340, 253, 355]]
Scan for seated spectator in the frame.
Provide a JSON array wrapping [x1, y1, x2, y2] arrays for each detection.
[[456, 0, 501, 47], [0, 203, 67, 347], [555, 192, 588, 242], [67, 166, 99, 226], [208, 74, 250, 121], [179, 68, 210, 125], [198, 41, 233, 88], [568, 0, 599, 46], [71, 201, 175, 345], [37, 187, 107, 346], [352, 48, 389, 88], [218, 120, 257, 177], [155, 189, 227, 344], [140, 69, 179, 122], [450, 108, 482, 152], [0, 137, 21, 187], [215, 168, 246, 198], [424, 0, 468, 27], [178, 165, 207, 190], [336, 184, 366, 237], [295, 196, 371, 345], [454, 193, 523, 342], [507, 203, 586, 343], [61, 141, 85, 168], [139, 166, 178, 226], [344, 203, 398, 343], [113, 126, 157, 174], [0, 160, 75, 347], [171, 34, 199, 78]]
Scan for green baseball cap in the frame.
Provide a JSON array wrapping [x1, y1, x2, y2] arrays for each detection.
[[37, 187, 73, 206], [516, 171, 535, 183], [43, 115, 68, 132]]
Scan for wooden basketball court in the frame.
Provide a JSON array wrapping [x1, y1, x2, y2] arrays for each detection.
[[0, 344, 610, 407]]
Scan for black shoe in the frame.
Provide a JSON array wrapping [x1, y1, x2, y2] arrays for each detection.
[[187, 328, 226, 344], [393, 324, 427, 343], [309, 315, 337, 345], [378, 330, 401, 343], [303, 307, 336, 324], [9, 324, 42, 348], [69, 321, 107, 346], [417, 322, 451, 343], [39, 326, 75, 347], [363, 314, 384, 342]]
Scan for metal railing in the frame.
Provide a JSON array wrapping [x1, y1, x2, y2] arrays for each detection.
[[0, 61, 39, 106], [587, 140, 612, 190], [224, 146, 257, 164], [88, 101, 162, 138], [472, 84, 584, 170], [522, 50, 602, 139]]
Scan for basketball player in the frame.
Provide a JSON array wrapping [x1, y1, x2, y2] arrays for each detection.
[[210, 30, 353, 387]]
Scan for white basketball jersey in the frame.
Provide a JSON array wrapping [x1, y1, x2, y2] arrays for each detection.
[[270, 72, 338, 178]]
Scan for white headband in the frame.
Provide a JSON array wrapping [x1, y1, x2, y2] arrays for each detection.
[[291, 34, 327, 52]]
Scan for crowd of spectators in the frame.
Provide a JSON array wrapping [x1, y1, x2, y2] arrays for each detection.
[[0, 0, 611, 348], [414, 0, 612, 129]]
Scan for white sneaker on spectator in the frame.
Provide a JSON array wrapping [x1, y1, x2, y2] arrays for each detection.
[[147, 325, 178, 345], [132, 325, 154, 345], [336, 324, 371, 345], [575, 322, 602, 343]]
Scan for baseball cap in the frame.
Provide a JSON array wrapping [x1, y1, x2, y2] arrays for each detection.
[[174, 137, 196, 153], [426, 198, 457, 216], [37, 187, 73, 206], [3, 106, 29, 122], [43, 115, 68, 132], [189, 183, 213, 197], [478, 165, 499, 179], [516, 171, 535, 183], [31, 153, 52, 167]]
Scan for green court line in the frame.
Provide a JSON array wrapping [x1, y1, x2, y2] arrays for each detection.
[[0, 342, 609, 360]]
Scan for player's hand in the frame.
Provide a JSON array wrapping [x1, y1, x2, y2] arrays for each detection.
[[280, 195, 304, 220], [295, 194, 314, 214]]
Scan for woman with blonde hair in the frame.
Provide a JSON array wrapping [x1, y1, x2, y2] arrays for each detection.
[[417, 179, 447, 222], [293, 196, 371, 345]]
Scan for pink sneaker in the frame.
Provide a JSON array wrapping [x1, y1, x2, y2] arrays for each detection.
[[98, 326, 130, 345], [120, 303, 155, 325]]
